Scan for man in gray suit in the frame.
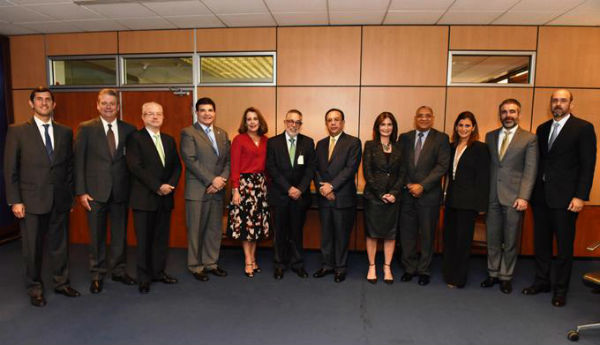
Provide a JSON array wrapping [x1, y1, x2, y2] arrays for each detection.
[[75, 88, 136, 293], [398, 106, 451, 286], [4, 87, 80, 306], [181, 97, 230, 281], [482, 99, 538, 294]]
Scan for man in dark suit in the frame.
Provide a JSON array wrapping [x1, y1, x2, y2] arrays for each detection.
[[180, 97, 230, 282], [483, 99, 538, 294], [266, 109, 316, 280], [313, 108, 362, 283], [126, 102, 181, 294], [523, 89, 596, 307], [74, 88, 136, 293], [398, 106, 451, 286], [4, 87, 80, 307]]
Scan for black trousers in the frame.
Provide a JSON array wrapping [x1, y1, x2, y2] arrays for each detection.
[[272, 200, 308, 270], [442, 207, 478, 287], [133, 208, 172, 284], [318, 206, 355, 273], [20, 209, 70, 296], [532, 199, 578, 295], [399, 199, 440, 276]]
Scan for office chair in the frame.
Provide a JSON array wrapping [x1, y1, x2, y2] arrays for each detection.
[[567, 241, 600, 341]]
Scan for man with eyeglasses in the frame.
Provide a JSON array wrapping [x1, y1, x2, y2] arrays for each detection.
[[266, 109, 316, 280]]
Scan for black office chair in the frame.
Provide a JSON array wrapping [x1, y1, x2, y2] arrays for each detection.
[[567, 241, 600, 341]]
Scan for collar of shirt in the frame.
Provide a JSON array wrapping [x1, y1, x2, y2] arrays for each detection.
[[99, 116, 117, 131], [198, 123, 213, 133], [285, 132, 298, 148], [33, 116, 53, 145], [145, 127, 161, 138], [552, 113, 571, 128], [33, 115, 52, 128], [415, 129, 431, 144], [330, 132, 342, 142]]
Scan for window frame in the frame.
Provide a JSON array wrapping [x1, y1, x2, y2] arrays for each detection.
[[47, 55, 119, 89], [119, 53, 195, 88], [196, 51, 277, 87], [447, 50, 536, 87]]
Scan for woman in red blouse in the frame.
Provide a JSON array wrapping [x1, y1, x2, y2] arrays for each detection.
[[227, 107, 271, 277]]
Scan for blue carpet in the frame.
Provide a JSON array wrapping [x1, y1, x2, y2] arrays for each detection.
[[0, 240, 599, 345]]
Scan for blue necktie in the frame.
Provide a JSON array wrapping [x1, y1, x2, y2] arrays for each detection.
[[43, 124, 53, 162], [206, 127, 219, 156]]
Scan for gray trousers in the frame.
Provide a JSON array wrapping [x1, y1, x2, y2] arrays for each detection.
[[186, 199, 223, 273], [399, 201, 440, 276], [485, 200, 524, 281]]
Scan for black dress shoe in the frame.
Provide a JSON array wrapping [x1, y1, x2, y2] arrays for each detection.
[[313, 268, 334, 278], [30, 295, 46, 307], [90, 280, 103, 294], [112, 274, 136, 286], [138, 282, 150, 294], [418, 274, 430, 286], [206, 267, 228, 277], [334, 272, 346, 283], [500, 280, 512, 294], [54, 286, 81, 297], [274, 268, 284, 280], [480, 276, 499, 288], [521, 285, 551, 295], [552, 294, 566, 307], [291, 267, 309, 278], [155, 272, 178, 284], [400, 273, 415, 282], [192, 271, 209, 282]]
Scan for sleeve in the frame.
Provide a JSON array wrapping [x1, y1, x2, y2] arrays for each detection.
[[180, 129, 216, 186], [125, 134, 162, 193], [331, 137, 362, 192], [518, 134, 539, 201], [363, 141, 383, 197], [420, 133, 451, 191], [230, 135, 242, 189], [4, 126, 22, 205], [73, 124, 88, 195], [297, 138, 316, 193], [575, 122, 597, 201], [475, 144, 491, 212], [266, 138, 292, 192], [168, 137, 182, 188], [221, 133, 231, 180]]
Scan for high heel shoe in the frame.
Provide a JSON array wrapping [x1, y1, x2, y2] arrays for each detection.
[[244, 264, 254, 278], [252, 262, 262, 273], [366, 264, 377, 284], [383, 263, 394, 285]]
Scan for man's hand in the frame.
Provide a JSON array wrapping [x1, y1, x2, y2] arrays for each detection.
[[11, 203, 25, 219], [78, 194, 93, 211], [325, 192, 336, 201], [211, 176, 227, 191], [568, 197, 584, 213], [206, 185, 218, 194], [407, 183, 424, 198], [319, 182, 333, 197], [382, 194, 396, 204], [288, 186, 302, 200], [158, 184, 175, 196], [512, 198, 528, 211]]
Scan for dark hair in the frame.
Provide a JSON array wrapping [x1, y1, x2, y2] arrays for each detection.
[[239, 107, 268, 136], [97, 88, 118, 103], [196, 97, 216, 112], [286, 109, 303, 118], [498, 98, 521, 115], [325, 108, 345, 121], [451, 111, 479, 147], [372, 112, 398, 143], [29, 86, 54, 102]]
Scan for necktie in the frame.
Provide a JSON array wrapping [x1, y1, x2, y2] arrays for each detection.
[[289, 137, 296, 166], [499, 130, 510, 160], [205, 127, 219, 156], [154, 134, 165, 166], [548, 122, 560, 150], [414, 132, 424, 165], [328, 137, 336, 161], [107, 123, 116, 158], [42, 124, 53, 162]]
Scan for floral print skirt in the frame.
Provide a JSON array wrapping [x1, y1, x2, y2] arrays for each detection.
[[227, 173, 271, 241]]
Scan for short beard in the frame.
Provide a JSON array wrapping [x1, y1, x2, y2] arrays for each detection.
[[502, 121, 517, 129], [552, 108, 566, 118]]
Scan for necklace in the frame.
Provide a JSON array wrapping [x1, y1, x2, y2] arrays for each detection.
[[381, 141, 391, 151]]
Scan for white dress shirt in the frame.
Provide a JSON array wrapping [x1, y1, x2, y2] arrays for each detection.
[[33, 116, 53, 148], [100, 117, 119, 148]]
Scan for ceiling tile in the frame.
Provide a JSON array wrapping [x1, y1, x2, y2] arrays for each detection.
[[164, 15, 224, 28], [272, 12, 328, 26], [549, 0, 600, 25], [0, 1, 13, 6], [389, 0, 453, 11], [201, 0, 267, 14], [0, 6, 52, 23], [263, 0, 326, 13], [450, 0, 520, 11], [510, 0, 585, 11], [80, 3, 157, 18], [116, 16, 176, 30], [66, 19, 129, 32], [384, 10, 445, 24], [218, 12, 276, 26], [329, 0, 389, 11], [19, 20, 84, 33], [329, 11, 386, 25], [8, 0, 73, 3], [23, 3, 101, 20], [438, 11, 505, 24], [493, 10, 562, 24], [142, 1, 213, 17], [0, 21, 37, 35]]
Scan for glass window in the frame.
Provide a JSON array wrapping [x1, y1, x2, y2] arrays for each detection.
[[122, 56, 193, 85], [50, 57, 117, 87], [199, 53, 275, 85], [448, 51, 535, 86]]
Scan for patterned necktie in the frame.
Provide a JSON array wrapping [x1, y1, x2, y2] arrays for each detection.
[[414, 132, 424, 165], [205, 127, 219, 156], [42, 124, 53, 162], [107, 123, 116, 158], [548, 122, 560, 150], [499, 129, 510, 160], [289, 137, 296, 166], [154, 134, 165, 166], [328, 137, 336, 161]]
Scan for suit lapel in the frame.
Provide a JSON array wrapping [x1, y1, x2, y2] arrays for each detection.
[[116, 120, 127, 158], [329, 132, 345, 164], [27, 119, 51, 166], [194, 122, 219, 157], [144, 129, 164, 168], [93, 118, 112, 160], [407, 131, 416, 168], [491, 129, 501, 162], [549, 115, 573, 153]]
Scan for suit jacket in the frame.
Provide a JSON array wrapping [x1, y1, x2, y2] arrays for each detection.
[[74, 117, 136, 203], [266, 132, 316, 207], [532, 114, 596, 208], [180, 123, 230, 201], [4, 118, 74, 214], [126, 129, 181, 211], [399, 128, 451, 206], [486, 127, 538, 206], [362, 140, 405, 201], [446, 141, 490, 212], [314, 132, 362, 209]]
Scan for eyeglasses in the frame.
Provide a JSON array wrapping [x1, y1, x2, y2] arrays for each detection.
[[285, 120, 303, 126]]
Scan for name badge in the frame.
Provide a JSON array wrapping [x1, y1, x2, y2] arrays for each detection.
[[297, 155, 304, 165]]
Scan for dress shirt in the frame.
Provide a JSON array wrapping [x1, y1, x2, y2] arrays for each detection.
[[100, 117, 119, 148], [452, 145, 467, 180], [414, 129, 431, 147], [145, 128, 164, 165], [285, 132, 297, 151], [33, 116, 53, 148], [548, 114, 571, 146], [497, 125, 518, 153]]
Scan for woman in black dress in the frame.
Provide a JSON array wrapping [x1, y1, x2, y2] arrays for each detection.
[[363, 112, 405, 284], [443, 111, 490, 288]]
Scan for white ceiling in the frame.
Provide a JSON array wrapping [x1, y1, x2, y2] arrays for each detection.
[[0, 0, 597, 36]]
